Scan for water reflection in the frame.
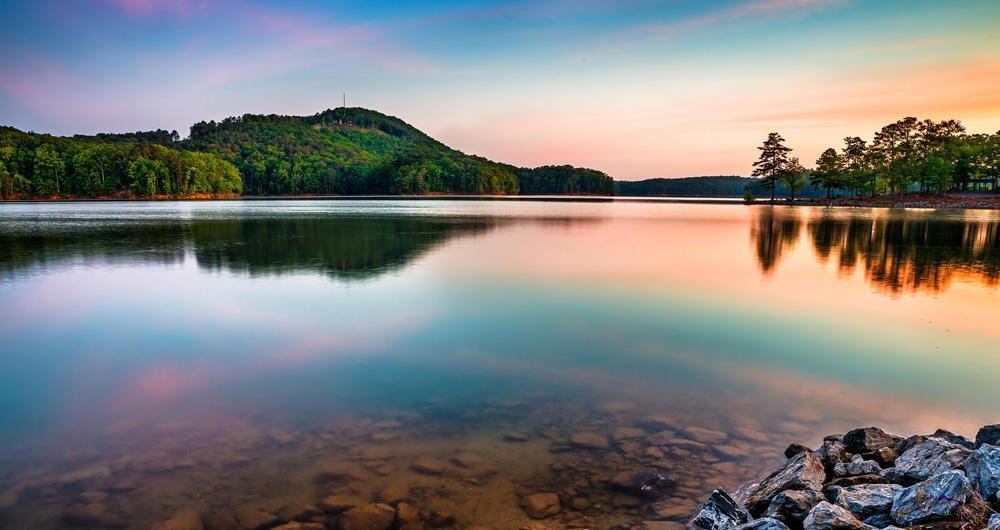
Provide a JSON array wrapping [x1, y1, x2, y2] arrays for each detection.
[[0, 215, 499, 282], [751, 207, 1000, 294]]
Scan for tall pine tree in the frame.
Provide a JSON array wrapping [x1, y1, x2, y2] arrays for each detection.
[[751, 132, 792, 204]]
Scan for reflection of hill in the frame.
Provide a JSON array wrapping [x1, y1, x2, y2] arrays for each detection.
[[0, 215, 499, 282], [807, 212, 1000, 294], [750, 207, 803, 274], [191, 216, 497, 280]]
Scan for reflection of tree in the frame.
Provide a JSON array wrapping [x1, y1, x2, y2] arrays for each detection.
[[0, 214, 499, 282], [807, 212, 1000, 294], [191, 216, 497, 281], [750, 207, 802, 274]]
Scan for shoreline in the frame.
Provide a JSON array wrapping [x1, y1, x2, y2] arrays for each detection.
[[2, 192, 1000, 210], [684, 424, 1000, 530]]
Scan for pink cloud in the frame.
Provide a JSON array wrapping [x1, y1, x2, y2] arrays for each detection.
[[104, 0, 208, 18]]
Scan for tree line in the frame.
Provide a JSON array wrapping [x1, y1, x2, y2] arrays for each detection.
[[0, 126, 242, 199], [751, 118, 1000, 202]]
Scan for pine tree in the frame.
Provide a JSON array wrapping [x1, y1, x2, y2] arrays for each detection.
[[751, 132, 792, 204]]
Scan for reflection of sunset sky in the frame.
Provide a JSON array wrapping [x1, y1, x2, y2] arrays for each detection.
[[1, 202, 999, 448]]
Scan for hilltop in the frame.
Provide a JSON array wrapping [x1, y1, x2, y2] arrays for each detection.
[[0, 108, 613, 199]]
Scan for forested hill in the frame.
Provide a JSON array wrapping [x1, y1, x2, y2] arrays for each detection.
[[615, 175, 826, 198], [0, 108, 614, 199]]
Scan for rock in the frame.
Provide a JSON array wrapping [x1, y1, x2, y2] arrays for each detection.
[[733, 427, 770, 443], [764, 489, 825, 528], [871, 446, 899, 467], [338, 503, 396, 530], [816, 439, 849, 477], [637, 415, 679, 431], [963, 444, 1000, 503], [319, 495, 365, 514], [273, 524, 326, 530], [411, 457, 446, 475], [682, 426, 728, 444], [570, 432, 610, 450], [828, 483, 901, 525], [153, 508, 204, 530], [640, 522, 684, 530], [802, 501, 872, 530], [890, 470, 970, 526], [893, 436, 970, 482], [648, 498, 697, 519], [427, 510, 455, 527], [608, 470, 674, 498], [503, 432, 530, 442], [716, 445, 751, 459], [734, 519, 790, 530], [232, 507, 278, 530], [62, 503, 125, 528], [317, 461, 370, 482], [648, 431, 676, 446], [688, 489, 751, 530], [843, 427, 898, 455], [521, 493, 560, 519], [976, 425, 1000, 448], [931, 429, 974, 449], [746, 452, 826, 515], [614, 427, 647, 441], [784, 444, 812, 459], [826, 474, 889, 488], [377, 480, 410, 503], [833, 455, 881, 477]]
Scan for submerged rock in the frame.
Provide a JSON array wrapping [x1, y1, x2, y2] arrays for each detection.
[[828, 483, 901, 526], [682, 426, 728, 444], [338, 503, 396, 530], [764, 489, 824, 528], [963, 444, 1000, 503], [802, 501, 872, 530], [153, 508, 204, 530], [521, 493, 561, 519], [608, 470, 674, 498], [746, 452, 826, 515], [893, 437, 970, 483], [890, 470, 970, 526], [570, 431, 610, 450], [688, 489, 751, 530]]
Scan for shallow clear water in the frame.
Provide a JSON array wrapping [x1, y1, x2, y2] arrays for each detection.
[[0, 199, 998, 529]]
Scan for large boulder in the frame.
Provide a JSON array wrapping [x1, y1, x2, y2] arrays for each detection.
[[893, 437, 970, 483], [688, 489, 751, 530], [802, 501, 872, 530], [833, 455, 881, 478], [764, 489, 825, 528], [733, 519, 789, 530], [828, 483, 901, 527], [963, 444, 1000, 505], [976, 425, 1000, 448], [842, 427, 899, 455], [931, 429, 974, 449], [746, 452, 826, 516], [890, 470, 970, 526]]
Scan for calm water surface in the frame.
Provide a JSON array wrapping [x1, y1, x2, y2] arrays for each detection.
[[0, 199, 998, 529]]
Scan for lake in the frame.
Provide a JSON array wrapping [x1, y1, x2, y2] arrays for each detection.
[[0, 199, 998, 529]]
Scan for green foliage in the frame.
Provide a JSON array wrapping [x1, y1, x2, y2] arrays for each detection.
[[751, 132, 793, 203], [743, 185, 755, 204], [513, 165, 613, 195], [811, 148, 844, 198], [780, 157, 808, 201], [0, 126, 240, 198]]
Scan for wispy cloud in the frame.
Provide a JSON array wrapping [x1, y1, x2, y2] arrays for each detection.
[[636, 0, 848, 40], [103, 0, 208, 18]]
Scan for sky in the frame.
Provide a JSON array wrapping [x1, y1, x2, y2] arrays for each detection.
[[1, 0, 999, 180]]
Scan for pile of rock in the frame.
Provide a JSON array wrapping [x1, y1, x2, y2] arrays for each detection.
[[687, 425, 1000, 530]]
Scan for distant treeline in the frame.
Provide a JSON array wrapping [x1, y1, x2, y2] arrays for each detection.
[[751, 118, 1000, 202], [614, 175, 825, 198], [0, 108, 613, 199]]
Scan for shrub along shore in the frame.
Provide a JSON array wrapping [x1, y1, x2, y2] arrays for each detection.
[[686, 424, 1000, 530]]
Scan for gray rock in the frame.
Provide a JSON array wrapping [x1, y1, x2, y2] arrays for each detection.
[[802, 501, 872, 530], [689, 489, 751, 530], [784, 444, 812, 459], [890, 470, 970, 526], [815, 439, 849, 477], [733, 518, 789, 530], [963, 444, 1000, 504], [976, 425, 1000, 448], [746, 452, 826, 515], [894, 437, 970, 483], [931, 429, 974, 449], [833, 455, 881, 477], [764, 489, 825, 528], [843, 427, 898, 455], [828, 483, 901, 525]]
